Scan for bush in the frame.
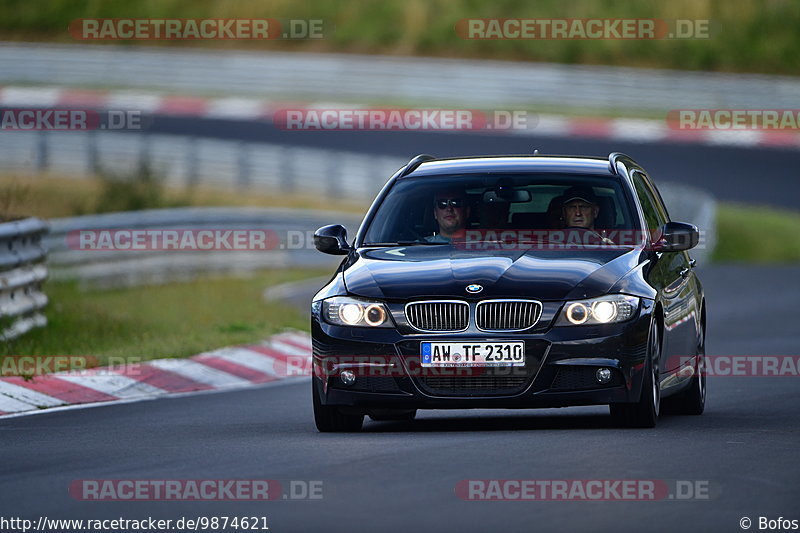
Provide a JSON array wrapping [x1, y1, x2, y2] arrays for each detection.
[[71, 165, 192, 215]]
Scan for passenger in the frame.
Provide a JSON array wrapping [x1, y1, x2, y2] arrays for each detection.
[[560, 185, 614, 245], [561, 185, 600, 230]]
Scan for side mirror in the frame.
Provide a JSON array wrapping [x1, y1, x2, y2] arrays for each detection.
[[653, 221, 699, 252], [314, 225, 351, 255]]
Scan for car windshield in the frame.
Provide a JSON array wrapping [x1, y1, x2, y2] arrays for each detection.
[[362, 173, 641, 246]]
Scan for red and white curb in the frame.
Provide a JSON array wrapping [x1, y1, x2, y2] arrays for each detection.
[[2, 85, 799, 150], [0, 330, 311, 418]]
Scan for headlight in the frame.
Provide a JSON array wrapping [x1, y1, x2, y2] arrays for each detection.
[[321, 297, 393, 328], [556, 295, 639, 326]]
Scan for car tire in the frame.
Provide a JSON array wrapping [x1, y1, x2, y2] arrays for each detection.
[[663, 323, 706, 416], [312, 379, 364, 432], [610, 320, 660, 428], [368, 410, 417, 422]]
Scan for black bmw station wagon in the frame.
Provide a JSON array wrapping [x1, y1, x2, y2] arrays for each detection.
[[311, 153, 705, 431]]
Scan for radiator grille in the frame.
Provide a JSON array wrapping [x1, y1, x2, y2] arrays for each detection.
[[405, 301, 469, 332], [418, 374, 530, 396], [476, 300, 541, 331]]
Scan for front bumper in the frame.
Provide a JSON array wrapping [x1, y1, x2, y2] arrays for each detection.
[[312, 299, 654, 411]]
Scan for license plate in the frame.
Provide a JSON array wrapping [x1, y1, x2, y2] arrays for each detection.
[[420, 341, 525, 367]]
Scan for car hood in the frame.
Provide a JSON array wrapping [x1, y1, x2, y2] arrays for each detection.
[[343, 245, 644, 301]]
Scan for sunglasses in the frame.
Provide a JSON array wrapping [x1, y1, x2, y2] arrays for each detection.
[[436, 198, 465, 209]]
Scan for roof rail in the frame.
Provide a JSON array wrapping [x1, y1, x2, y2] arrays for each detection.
[[399, 154, 436, 177], [608, 152, 632, 175]]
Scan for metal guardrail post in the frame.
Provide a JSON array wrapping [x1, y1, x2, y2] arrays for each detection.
[[236, 142, 250, 189], [36, 131, 48, 173], [138, 133, 151, 175], [0, 217, 49, 342], [327, 152, 341, 198], [280, 145, 295, 193], [86, 130, 99, 175], [186, 136, 198, 187]]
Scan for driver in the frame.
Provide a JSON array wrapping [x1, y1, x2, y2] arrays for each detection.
[[562, 185, 600, 229], [426, 189, 470, 242]]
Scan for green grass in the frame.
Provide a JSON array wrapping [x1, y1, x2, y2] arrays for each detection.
[[0, 173, 368, 220], [0, 268, 329, 373], [713, 203, 800, 263], [1, 0, 798, 75]]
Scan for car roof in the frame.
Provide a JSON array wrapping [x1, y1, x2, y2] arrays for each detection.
[[403, 156, 614, 178]]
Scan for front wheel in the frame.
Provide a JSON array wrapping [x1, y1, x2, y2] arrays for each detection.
[[663, 323, 706, 415], [610, 320, 661, 428], [312, 379, 364, 432]]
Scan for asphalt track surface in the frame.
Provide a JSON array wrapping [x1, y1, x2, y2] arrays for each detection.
[[146, 115, 800, 210], [2, 122, 798, 533], [2, 263, 799, 533]]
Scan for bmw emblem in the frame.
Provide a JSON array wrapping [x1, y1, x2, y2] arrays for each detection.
[[466, 284, 483, 294]]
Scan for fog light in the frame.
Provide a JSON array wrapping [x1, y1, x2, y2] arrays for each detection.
[[340, 370, 356, 386], [596, 367, 613, 384]]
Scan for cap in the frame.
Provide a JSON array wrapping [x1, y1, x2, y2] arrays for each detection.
[[562, 185, 598, 205]]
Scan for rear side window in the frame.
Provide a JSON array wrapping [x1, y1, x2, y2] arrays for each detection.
[[632, 171, 666, 232]]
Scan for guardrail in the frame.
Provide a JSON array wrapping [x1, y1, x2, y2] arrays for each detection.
[[0, 131, 401, 203], [2, 42, 799, 112], [45, 207, 362, 288], [45, 189, 714, 291], [0, 217, 48, 341]]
